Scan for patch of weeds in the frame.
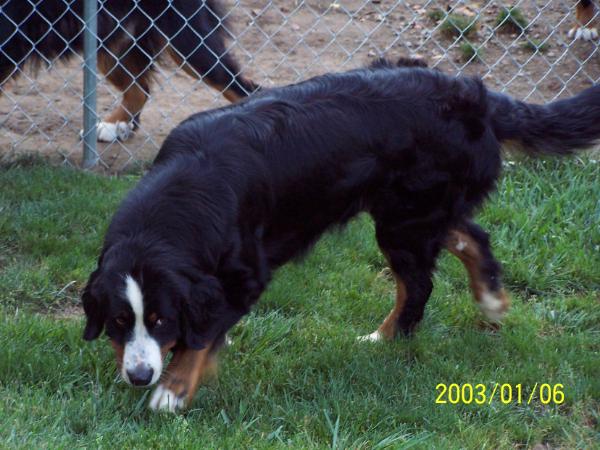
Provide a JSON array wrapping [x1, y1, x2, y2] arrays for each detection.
[[0, 153, 49, 169], [459, 41, 483, 63], [427, 8, 446, 23], [521, 38, 549, 53], [495, 6, 529, 34], [440, 13, 478, 38]]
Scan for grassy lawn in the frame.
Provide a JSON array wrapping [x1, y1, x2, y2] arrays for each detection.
[[0, 157, 598, 448]]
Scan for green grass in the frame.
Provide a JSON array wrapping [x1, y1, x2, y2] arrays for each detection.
[[427, 8, 446, 23], [458, 41, 483, 63], [495, 7, 529, 34], [1, 158, 599, 448], [521, 38, 549, 53], [439, 13, 478, 39]]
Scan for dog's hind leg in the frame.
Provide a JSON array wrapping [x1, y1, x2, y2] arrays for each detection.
[[95, 48, 153, 142], [446, 221, 510, 322], [568, 0, 598, 41], [149, 343, 219, 413], [162, 5, 259, 103], [359, 217, 447, 342], [167, 44, 258, 103]]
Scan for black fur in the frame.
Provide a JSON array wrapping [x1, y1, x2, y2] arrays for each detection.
[[490, 88, 600, 155], [83, 59, 600, 349], [0, 0, 257, 98]]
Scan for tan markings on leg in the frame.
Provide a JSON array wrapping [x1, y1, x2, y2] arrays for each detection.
[[569, 2, 598, 40], [167, 46, 245, 103], [149, 344, 216, 412], [446, 229, 510, 321], [576, 1, 596, 26], [97, 50, 149, 124], [377, 277, 408, 340], [197, 70, 245, 102], [221, 87, 244, 103], [167, 47, 202, 81], [104, 85, 147, 124], [358, 275, 407, 342], [111, 340, 124, 371]]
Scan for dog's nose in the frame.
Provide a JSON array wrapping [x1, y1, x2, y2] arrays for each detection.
[[126, 365, 154, 386]]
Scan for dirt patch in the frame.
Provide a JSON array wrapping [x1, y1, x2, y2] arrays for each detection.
[[49, 303, 84, 320], [1, 1, 599, 172]]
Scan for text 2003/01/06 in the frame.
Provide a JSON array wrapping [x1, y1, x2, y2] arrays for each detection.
[[435, 383, 565, 405]]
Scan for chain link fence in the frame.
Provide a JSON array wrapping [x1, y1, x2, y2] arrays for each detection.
[[1, 0, 599, 172]]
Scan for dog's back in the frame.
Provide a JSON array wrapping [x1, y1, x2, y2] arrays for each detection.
[[157, 62, 494, 176], [154, 61, 600, 267]]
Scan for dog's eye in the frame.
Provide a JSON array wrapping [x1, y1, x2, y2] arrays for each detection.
[[148, 314, 164, 328], [115, 317, 127, 327], [148, 313, 166, 328]]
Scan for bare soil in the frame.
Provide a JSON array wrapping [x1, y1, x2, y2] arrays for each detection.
[[1, 1, 599, 172]]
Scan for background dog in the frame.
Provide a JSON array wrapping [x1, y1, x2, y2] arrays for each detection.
[[82, 58, 600, 412], [569, 0, 598, 40], [0, 0, 258, 141]]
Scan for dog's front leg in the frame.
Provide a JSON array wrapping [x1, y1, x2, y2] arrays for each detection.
[[149, 344, 217, 413]]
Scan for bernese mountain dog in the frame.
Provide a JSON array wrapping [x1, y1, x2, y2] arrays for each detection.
[[0, 0, 258, 141], [82, 57, 600, 412]]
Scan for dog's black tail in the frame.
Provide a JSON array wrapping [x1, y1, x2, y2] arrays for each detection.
[[490, 85, 600, 155]]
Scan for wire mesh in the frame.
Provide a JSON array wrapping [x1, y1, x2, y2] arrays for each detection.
[[1, 0, 599, 171]]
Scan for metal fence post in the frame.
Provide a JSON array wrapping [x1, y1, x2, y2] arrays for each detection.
[[82, 0, 98, 168]]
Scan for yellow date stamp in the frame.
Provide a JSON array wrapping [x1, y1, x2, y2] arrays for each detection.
[[435, 383, 565, 405]]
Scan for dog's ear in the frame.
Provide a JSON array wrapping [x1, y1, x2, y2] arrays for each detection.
[[82, 269, 106, 341], [182, 274, 227, 349]]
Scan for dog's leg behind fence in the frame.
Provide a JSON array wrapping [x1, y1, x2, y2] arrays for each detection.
[[82, 0, 99, 168]]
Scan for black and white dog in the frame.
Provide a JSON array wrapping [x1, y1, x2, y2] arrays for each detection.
[[82, 58, 600, 412]]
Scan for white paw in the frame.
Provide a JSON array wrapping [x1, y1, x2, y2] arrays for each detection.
[[80, 121, 134, 142], [97, 121, 134, 142], [357, 330, 382, 342], [478, 291, 507, 322], [569, 26, 598, 41], [148, 385, 185, 413]]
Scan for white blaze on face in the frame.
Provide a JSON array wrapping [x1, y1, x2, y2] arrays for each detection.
[[122, 275, 162, 385]]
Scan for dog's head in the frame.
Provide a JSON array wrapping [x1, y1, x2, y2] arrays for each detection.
[[82, 245, 234, 387]]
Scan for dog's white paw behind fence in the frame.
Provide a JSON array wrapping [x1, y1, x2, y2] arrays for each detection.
[[568, 26, 599, 41], [79, 121, 134, 142]]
